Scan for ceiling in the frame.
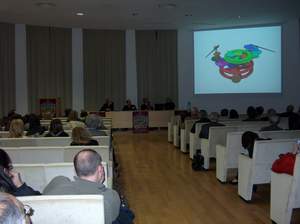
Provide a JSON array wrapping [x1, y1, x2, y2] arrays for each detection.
[[0, 0, 299, 29]]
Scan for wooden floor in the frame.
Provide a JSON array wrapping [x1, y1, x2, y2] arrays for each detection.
[[114, 130, 300, 224]]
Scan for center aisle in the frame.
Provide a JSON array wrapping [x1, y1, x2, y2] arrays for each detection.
[[114, 130, 271, 224]]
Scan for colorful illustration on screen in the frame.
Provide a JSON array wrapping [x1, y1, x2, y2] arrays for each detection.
[[206, 44, 275, 83]]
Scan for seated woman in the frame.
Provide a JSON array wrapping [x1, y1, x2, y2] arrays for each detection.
[[45, 119, 69, 137], [100, 98, 114, 111], [0, 149, 41, 196], [66, 110, 86, 129], [26, 114, 45, 137], [70, 127, 99, 146], [85, 114, 107, 136], [8, 119, 24, 138]]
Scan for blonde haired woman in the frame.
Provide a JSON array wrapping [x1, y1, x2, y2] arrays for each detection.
[[9, 119, 24, 138], [70, 127, 98, 146]]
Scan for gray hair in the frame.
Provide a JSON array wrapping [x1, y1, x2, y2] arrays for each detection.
[[85, 114, 104, 129], [209, 112, 220, 122], [73, 149, 102, 177], [0, 193, 25, 224]]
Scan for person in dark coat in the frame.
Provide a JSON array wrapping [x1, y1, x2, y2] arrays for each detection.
[[199, 112, 225, 139], [0, 149, 41, 196], [45, 119, 69, 137], [122, 100, 137, 111]]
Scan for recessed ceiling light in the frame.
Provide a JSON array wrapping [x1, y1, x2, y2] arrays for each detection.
[[158, 3, 177, 9], [76, 12, 85, 16], [35, 2, 56, 8]]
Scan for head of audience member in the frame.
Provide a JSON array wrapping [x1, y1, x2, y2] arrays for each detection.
[[85, 114, 104, 130], [49, 119, 64, 135], [73, 149, 105, 184], [80, 110, 88, 119], [286, 104, 294, 113], [0, 149, 18, 193], [209, 112, 220, 123], [126, 99, 132, 107], [71, 127, 92, 144], [220, 109, 229, 117], [0, 192, 33, 224], [9, 119, 24, 138], [269, 115, 280, 126], [255, 106, 264, 117], [199, 110, 208, 119], [68, 110, 79, 122], [242, 131, 259, 151], [64, 108, 72, 118], [246, 106, 257, 120], [26, 114, 44, 136], [191, 107, 199, 118], [229, 109, 239, 119], [42, 111, 53, 120], [0, 148, 12, 172], [266, 108, 277, 117]]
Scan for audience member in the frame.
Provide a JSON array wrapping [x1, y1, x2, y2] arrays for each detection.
[[100, 99, 114, 112], [67, 110, 86, 129], [0, 149, 41, 196], [288, 113, 300, 130], [8, 119, 24, 138], [241, 131, 270, 158], [26, 114, 45, 137], [255, 106, 264, 119], [260, 108, 277, 121], [140, 98, 153, 110], [220, 109, 229, 117], [190, 110, 211, 133], [199, 112, 225, 139], [260, 115, 283, 131], [85, 114, 107, 136], [229, 109, 239, 119], [122, 100, 137, 111], [243, 106, 258, 121], [191, 107, 200, 119], [45, 119, 69, 137], [80, 110, 88, 122], [280, 104, 297, 117], [43, 149, 120, 224], [70, 127, 99, 146], [164, 98, 175, 110], [64, 108, 72, 118], [0, 192, 33, 224]]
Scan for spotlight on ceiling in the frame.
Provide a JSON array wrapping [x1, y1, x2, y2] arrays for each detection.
[[158, 3, 177, 9], [35, 1, 56, 8], [76, 12, 85, 16]]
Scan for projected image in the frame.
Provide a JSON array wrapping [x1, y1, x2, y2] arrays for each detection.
[[207, 44, 274, 83], [194, 26, 281, 94]]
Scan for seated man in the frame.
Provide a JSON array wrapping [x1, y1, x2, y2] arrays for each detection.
[[122, 99, 137, 111], [44, 149, 120, 224], [199, 112, 225, 139], [190, 110, 211, 134], [0, 192, 33, 224], [260, 115, 282, 131]]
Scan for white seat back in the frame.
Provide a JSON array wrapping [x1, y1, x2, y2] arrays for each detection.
[[0, 136, 110, 147], [18, 195, 105, 224], [14, 162, 108, 191], [253, 139, 296, 184]]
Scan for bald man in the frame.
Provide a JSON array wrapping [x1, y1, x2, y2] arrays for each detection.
[[43, 149, 120, 224]]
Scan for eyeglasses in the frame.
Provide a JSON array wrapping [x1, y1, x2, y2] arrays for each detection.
[[24, 204, 34, 224]]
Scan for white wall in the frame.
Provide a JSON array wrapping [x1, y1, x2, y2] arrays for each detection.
[[177, 19, 300, 113]]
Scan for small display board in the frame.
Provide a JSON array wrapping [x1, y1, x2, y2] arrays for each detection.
[[133, 111, 149, 133], [39, 98, 61, 117]]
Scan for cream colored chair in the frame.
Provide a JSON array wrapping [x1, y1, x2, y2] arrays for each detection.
[[18, 195, 105, 224], [238, 139, 296, 201], [270, 155, 300, 224], [14, 162, 109, 191]]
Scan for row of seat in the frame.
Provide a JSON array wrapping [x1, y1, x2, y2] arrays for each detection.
[[168, 115, 300, 224]]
